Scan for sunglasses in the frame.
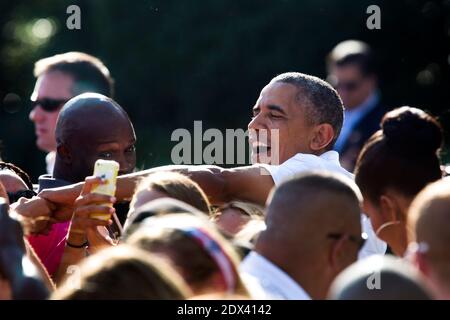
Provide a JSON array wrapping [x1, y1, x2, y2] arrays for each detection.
[[328, 232, 367, 251], [31, 98, 68, 112], [7, 189, 37, 204]]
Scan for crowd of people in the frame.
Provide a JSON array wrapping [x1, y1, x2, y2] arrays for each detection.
[[0, 40, 449, 300]]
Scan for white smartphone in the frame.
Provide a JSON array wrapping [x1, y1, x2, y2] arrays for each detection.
[[90, 159, 119, 221]]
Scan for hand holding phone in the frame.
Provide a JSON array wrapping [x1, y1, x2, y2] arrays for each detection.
[[89, 159, 119, 221]]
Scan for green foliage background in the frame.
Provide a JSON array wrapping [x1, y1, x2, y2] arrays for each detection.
[[1, 0, 449, 180]]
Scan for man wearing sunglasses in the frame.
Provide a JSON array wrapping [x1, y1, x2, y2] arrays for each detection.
[[29, 52, 114, 174], [326, 40, 386, 171]]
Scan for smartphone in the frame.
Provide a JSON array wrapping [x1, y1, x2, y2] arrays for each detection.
[[90, 159, 119, 221]]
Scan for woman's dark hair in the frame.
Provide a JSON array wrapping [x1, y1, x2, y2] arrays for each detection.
[[355, 106, 443, 204]]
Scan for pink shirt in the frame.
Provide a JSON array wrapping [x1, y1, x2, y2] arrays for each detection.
[[30, 174, 72, 276], [28, 221, 70, 276]]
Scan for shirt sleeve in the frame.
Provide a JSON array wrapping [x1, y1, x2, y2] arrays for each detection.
[[258, 156, 309, 186]]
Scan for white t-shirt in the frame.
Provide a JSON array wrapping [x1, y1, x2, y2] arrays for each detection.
[[240, 252, 311, 300], [359, 214, 388, 259], [46, 151, 56, 175], [258, 151, 387, 258], [258, 150, 353, 183]]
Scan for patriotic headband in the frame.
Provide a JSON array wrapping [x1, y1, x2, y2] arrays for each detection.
[[183, 227, 237, 293]]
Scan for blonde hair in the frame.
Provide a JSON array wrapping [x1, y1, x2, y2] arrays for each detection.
[[34, 51, 113, 97], [214, 201, 264, 220], [127, 214, 249, 297], [234, 219, 267, 245], [134, 172, 211, 215], [52, 245, 190, 300]]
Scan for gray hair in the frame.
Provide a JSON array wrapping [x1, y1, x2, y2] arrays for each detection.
[[271, 72, 344, 148]]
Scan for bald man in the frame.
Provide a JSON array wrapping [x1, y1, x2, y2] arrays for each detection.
[[28, 93, 136, 276], [408, 178, 450, 299], [50, 92, 136, 183], [240, 172, 364, 299], [328, 255, 430, 300]]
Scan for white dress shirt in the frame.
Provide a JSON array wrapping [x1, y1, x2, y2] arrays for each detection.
[[259, 150, 353, 184], [258, 151, 387, 258], [240, 252, 311, 300], [46, 151, 56, 175]]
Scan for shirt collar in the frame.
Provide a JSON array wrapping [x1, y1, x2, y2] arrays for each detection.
[[319, 150, 340, 163], [37, 174, 72, 193], [45, 151, 56, 175], [242, 251, 311, 300]]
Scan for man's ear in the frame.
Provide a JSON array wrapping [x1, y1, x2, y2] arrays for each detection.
[[310, 123, 335, 152], [328, 236, 352, 275], [57, 144, 72, 164]]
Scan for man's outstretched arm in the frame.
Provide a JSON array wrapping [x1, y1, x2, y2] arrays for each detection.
[[37, 164, 275, 217], [116, 164, 274, 206]]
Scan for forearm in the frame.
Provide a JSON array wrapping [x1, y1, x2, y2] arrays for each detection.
[[54, 247, 87, 287], [117, 165, 230, 205], [25, 239, 55, 292], [38, 164, 232, 212], [54, 231, 87, 286]]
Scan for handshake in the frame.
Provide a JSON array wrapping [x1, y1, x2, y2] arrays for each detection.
[[11, 175, 117, 236]]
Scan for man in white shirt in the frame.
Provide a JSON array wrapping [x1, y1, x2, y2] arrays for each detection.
[[34, 72, 385, 257], [240, 172, 364, 299], [39, 72, 345, 203]]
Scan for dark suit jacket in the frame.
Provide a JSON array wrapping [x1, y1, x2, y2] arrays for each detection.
[[339, 101, 386, 172]]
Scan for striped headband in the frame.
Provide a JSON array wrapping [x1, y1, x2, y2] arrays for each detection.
[[183, 227, 237, 293]]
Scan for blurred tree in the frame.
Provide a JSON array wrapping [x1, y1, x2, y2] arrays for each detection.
[[0, 0, 449, 180]]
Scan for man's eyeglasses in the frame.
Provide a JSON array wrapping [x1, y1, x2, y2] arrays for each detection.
[[327, 232, 367, 251], [7, 189, 37, 204], [31, 98, 68, 112]]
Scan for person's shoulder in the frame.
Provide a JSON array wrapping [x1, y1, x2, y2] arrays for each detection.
[[347, 102, 386, 151], [239, 272, 274, 300], [358, 100, 386, 127], [282, 153, 323, 166], [37, 174, 72, 192], [369, 101, 387, 121]]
